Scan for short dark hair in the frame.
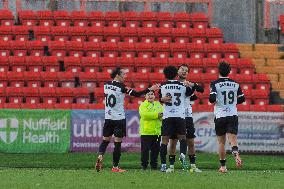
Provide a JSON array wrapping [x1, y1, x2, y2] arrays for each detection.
[[146, 90, 155, 95], [110, 67, 122, 79], [163, 66, 178, 80], [218, 61, 231, 77], [178, 64, 189, 70]]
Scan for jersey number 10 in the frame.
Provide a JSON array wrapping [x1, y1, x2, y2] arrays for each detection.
[[105, 94, 116, 107]]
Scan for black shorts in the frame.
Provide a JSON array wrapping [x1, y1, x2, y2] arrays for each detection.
[[170, 117, 195, 139], [214, 116, 238, 136], [162, 117, 186, 137], [103, 119, 126, 138]]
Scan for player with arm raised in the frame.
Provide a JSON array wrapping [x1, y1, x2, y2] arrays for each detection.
[[95, 67, 159, 173], [209, 62, 245, 173], [159, 66, 194, 173], [168, 64, 204, 172]]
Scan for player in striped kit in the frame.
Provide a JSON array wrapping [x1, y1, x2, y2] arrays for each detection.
[[209, 62, 245, 173], [168, 64, 204, 172]]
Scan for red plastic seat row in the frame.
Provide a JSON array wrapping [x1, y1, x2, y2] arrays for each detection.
[[0, 103, 98, 109], [0, 87, 90, 104], [28, 26, 223, 44], [15, 10, 209, 28], [0, 10, 14, 26], [0, 72, 78, 88]]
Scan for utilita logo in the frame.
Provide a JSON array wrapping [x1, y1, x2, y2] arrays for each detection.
[[0, 118, 19, 144]]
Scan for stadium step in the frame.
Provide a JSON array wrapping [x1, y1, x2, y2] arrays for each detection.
[[238, 43, 284, 105]]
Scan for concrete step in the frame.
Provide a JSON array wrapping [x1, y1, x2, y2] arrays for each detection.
[[254, 44, 280, 52], [237, 44, 253, 51]]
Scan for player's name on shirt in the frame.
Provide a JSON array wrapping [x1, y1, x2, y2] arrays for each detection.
[[218, 82, 237, 88]]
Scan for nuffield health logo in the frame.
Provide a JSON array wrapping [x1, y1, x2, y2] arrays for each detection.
[[0, 118, 19, 144]]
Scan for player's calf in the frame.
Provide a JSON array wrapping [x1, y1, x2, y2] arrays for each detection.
[[232, 146, 242, 167]]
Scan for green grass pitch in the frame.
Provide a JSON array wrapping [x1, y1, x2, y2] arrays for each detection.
[[0, 152, 283, 189]]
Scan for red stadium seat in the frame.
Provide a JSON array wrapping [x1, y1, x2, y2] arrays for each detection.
[[66, 41, 84, 57], [69, 27, 87, 42], [119, 42, 136, 59], [54, 103, 72, 109], [10, 41, 27, 56], [37, 10, 54, 26], [84, 42, 101, 58], [0, 56, 9, 73], [238, 58, 255, 75], [173, 12, 191, 28], [9, 57, 26, 72], [206, 28, 223, 44], [3, 103, 21, 109], [222, 43, 239, 59], [53, 10, 70, 26], [42, 56, 60, 72], [157, 12, 173, 28], [189, 28, 207, 44], [27, 41, 45, 56], [72, 103, 89, 109], [71, 11, 88, 27], [39, 87, 57, 104], [250, 105, 267, 112], [37, 103, 55, 109], [203, 58, 219, 74], [104, 27, 120, 43], [73, 88, 90, 104], [0, 10, 14, 26], [89, 103, 104, 110], [101, 42, 119, 58], [56, 88, 74, 104], [123, 12, 140, 28], [0, 72, 7, 88], [79, 72, 97, 90], [21, 103, 38, 109], [48, 41, 66, 59], [58, 72, 76, 88], [153, 43, 170, 59], [172, 28, 189, 43], [24, 71, 41, 88], [190, 12, 209, 29], [138, 27, 155, 43], [41, 72, 58, 88], [237, 104, 250, 111], [0, 26, 13, 41], [81, 57, 100, 73], [267, 105, 283, 112], [135, 57, 152, 73], [88, 11, 105, 27], [136, 43, 153, 58], [156, 27, 172, 43], [22, 87, 40, 104], [51, 26, 69, 42], [140, 12, 157, 28], [171, 43, 188, 59], [33, 26, 51, 43], [64, 57, 82, 73], [120, 27, 138, 43], [149, 73, 164, 83], [204, 44, 222, 59], [198, 104, 214, 112], [6, 87, 23, 104], [105, 11, 123, 27], [12, 26, 29, 41], [18, 10, 37, 27], [187, 43, 204, 59]]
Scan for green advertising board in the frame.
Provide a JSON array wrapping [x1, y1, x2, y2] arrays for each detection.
[[0, 109, 71, 153]]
